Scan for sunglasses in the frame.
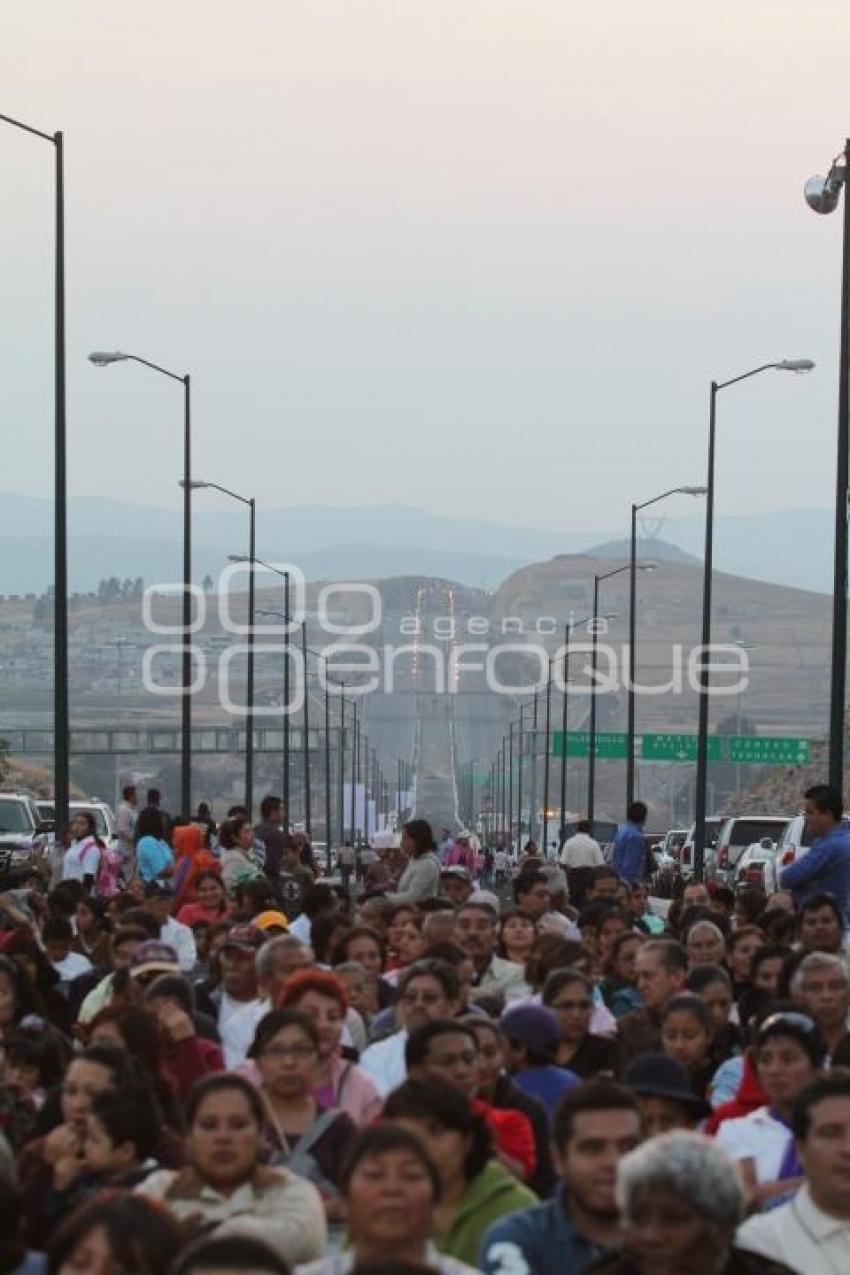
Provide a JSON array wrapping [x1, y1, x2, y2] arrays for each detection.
[[757, 1011, 817, 1037]]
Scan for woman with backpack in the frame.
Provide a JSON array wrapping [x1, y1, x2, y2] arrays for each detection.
[[61, 811, 105, 892], [248, 1008, 358, 1208]]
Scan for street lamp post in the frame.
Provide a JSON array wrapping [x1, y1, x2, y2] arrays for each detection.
[[542, 660, 552, 852], [238, 557, 292, 823], [589, 567, 652, 826], [693, 359, 814, 879], [628, 486, 705, 806], [508, 721, 514, 853], [3, 114, 68, 830], [193, 483, 255, 813], [90, 350, 192, 816], [517, 704, 526, 854], [805, 146, 850, 791], [301, 621, 311, 837]]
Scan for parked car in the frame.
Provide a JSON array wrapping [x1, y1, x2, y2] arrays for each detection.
[[714, 815, 790, 884], [735, 838, 780, 893], [774, 813, 814, 871], [662, 828, 688, 857], [679, 816, 725, 880], [0, 792, 52, 880]]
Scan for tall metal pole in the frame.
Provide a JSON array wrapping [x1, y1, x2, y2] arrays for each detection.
[[694, 385, 718, 883], [351, 701, 358, 841], [627, 502, 638, 808], [324, 662, 331, 858], [558, 623, 570, 847], [542, 657, 552, 852], [51, 131, 69, 834], [587, 578, 601, 826], [301, 624, 311, 837], [245, 498, 255, 815], [508, 722, 514, 854], [530, 691, 539, 846], [181, 375, 192, 817], [338, 684, 346, 845], [829, 140, 850, 791], [517, 705, 525, 854], [2, 115, 70, 832], [283, 571, 290, 827], [501, 737, 507, 840]]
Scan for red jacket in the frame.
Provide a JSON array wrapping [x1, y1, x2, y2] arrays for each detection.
[[164, 1035, 224, 1100], [473, 1098, 536, 1179], [703, 1051, 767, 1136]]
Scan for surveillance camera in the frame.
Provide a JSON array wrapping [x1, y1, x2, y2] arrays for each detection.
[[804, 172, 843, 215]]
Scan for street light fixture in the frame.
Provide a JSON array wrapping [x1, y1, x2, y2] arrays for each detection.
[[693, 358, 815, 880], [589, 567, 654, 825], [557, 611, 616, 846], [187, 481, 255, 813], [805, 143, 849, 791], [89, 348, 193, 816], [628, 486, 706, 805], [2, 112, 68, 831], [236, 555, 292, 823]]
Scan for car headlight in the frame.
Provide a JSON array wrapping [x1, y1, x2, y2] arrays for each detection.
[[10, 849, 30, 866]]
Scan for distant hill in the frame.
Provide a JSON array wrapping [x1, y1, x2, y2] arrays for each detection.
[[0, 492, 836, 595], [580, 537, 701, 566]]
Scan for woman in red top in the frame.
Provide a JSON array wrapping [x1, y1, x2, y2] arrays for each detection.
[[176, 870, 230, 927], [172, 825, 221, 907]]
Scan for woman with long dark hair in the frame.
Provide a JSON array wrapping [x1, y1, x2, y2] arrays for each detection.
[[61, 812, 105, 891], [387, 821, 441, 905]]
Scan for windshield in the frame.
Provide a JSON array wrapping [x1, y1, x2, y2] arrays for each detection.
[[728, 819, 786, 846], [0, 800, 34, 834], [70, 805, 108, 837]]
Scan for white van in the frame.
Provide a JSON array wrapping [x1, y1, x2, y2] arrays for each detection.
[[714, 815, 790, 883]]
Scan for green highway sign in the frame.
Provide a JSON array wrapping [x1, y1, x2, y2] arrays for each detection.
[[552, 731, 813, 765], [728, 736, 810, 765], [552, 731, 627, 759], [642, 733, 722, 762]]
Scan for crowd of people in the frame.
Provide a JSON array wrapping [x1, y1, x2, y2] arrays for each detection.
[[0, 781, 849, 1274]]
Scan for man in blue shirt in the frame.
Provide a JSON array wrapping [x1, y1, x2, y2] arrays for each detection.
[[610, 801, 648, 884], [781, 784, 850, 926], [480, 1080, 642, 1275]]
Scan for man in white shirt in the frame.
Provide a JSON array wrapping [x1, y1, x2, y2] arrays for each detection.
[[144, 882, 197, 971], [737, 1070, 850, 1271], [455, 902, 529, 1006], [560, 820, 603, 909], [222, 933, 312, 1067], [360, 958, 461, 1096]]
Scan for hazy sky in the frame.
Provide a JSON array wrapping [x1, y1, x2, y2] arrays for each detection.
[[2, 0, 848, 539]]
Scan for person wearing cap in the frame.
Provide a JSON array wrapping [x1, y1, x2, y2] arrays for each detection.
[[441, 866, 473, 908], [455, 902, 529, 1008], [196, 924, 264, 1046], [737, 1070, 850, 1272], [500, 1003, 580, 1121], [254, 910, 290, 937], [144, 882, 197, 972], [623, 1053, 711, 1137], [128, 939, 182, 987], [480, 1080, 642, 1275], [716, 1009, 827, 1209]]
